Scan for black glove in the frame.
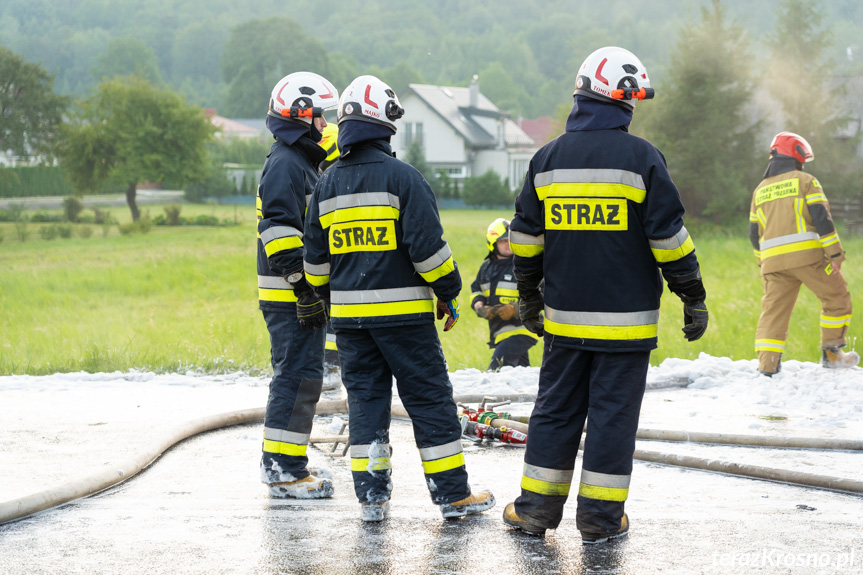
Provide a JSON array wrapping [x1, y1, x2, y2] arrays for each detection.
[[515, 270, 544, 337], [292, 278, 328, 331], [663, 268, 706, 305], [682, 301, 708, 341]]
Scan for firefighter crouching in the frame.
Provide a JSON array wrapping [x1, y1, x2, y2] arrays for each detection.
[[502, 47, 708, 543], [303, 75, 495, 522], [750, 131, 858, 375], [471, 218, 541, 371], [256, 72, 338, 498]]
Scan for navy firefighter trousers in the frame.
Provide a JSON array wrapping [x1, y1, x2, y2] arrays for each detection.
[[260, 309, 325, 483], [513, 342, 649, 534], [336, 323, 471, 505]]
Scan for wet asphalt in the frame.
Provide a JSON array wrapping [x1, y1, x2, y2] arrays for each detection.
[[0, 418, 860, 575]]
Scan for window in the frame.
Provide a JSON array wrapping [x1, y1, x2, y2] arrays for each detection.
[[509, 159, 529, 190], [403, 122, 424, 148]]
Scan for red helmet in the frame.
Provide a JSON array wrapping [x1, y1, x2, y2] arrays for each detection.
[[769, 131, 814, 163]]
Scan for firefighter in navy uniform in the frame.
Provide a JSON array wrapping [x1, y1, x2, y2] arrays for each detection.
[[471, 218, 541, 371], [502, 47, 708, 543], [303, 75, 495, 522], [750, 131, 857, 375], [256, 72, 338, 499], [317, 123, 342, 377]]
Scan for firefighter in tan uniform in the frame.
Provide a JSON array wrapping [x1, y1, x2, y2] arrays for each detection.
[[749, 131, 858, 376]]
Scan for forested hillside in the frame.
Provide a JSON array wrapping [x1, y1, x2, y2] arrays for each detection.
[[2, 0, 862, 118]]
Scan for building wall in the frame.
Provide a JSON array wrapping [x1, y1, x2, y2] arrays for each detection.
[[392, 93, 466, 164]]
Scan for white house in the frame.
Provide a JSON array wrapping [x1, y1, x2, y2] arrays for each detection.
[[392, 78, 537, 190]]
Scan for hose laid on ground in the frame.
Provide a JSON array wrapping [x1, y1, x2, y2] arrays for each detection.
[[3, 391, 860, 525], [0, 395, 526, 525], [636, 429, 863, 451]]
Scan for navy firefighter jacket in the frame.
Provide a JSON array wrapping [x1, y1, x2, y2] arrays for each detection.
[[256, 136, 326, 312], [470, 256, 541, 348], [303, 140, 461, 328], [510, 125, 699, 352]]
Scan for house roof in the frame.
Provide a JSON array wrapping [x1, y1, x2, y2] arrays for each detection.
[[406, 83, 534, 149], [518, 116, 557, 146]]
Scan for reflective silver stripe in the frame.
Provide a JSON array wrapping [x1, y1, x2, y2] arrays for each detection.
[[580, 469, 631, 489], [331, 286, 433, 304], [492, 324, 522, 339], [305, 193, 312, 208], [326, 333, 337, 344], [318, 192, 400, 216], [258, 275, 292, 290], [260, 225, 302, 244], [649, 226, 690, 251], [545, 306, 660, 326], [759, 231, 820, 250], [534, 168, 645, 190], [509, 230, 544, 246], [497, 281, 517, 291], [418, 439, 463, 461], [480, 282, 491, 292], [264, 427, 309, 445], [523, 463, 574, 483], [413, 243, 453, 273], [304, 261, 330, 275], [350, 443, 391, 458]]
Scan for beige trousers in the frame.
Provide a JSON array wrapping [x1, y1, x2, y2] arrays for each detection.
[[755, 259, 852, 373]]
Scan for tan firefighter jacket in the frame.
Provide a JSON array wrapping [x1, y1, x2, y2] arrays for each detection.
[[749, 169, 844, 274]]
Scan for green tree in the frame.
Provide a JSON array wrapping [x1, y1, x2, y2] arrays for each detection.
[[638, 0, 760, 222], [59, 76, 214, 220], [765, 0, 862, 198], [462, 169, 512, 208], [91, 38, 163, 85], [0, 45, 66, 159], [404, 140, 438, 191], [220, 17, 330, 118]]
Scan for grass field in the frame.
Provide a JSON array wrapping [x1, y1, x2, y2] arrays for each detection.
[[0, 202, 860, 375]]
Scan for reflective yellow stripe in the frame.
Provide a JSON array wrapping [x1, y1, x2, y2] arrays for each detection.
[[545, 319, 657, 340], [651, 235, 695, 263], [259, 288, 299, 303], [821, 314, 852, 328], [578, 482, 628, 502], [319, 205, 400, 229], [495, 328, 540, 344], [820, 233, 839, 247], [755, 339, 785, 353], [521, 475, 571, 496], [794, 198, 806, 234], [495, 288, 519, 298], [511, 242, 545, 257], [421, 453, 465, 475], [330, 299, 434, 318], [265, 236, 303, 257], [263, 439, 307, 457], [756, 208, 766, 227], [749, 212, 759, 223], [760, 240, 822, 259], [805, 192, 827, 204], [536, 182, 646, 203], [305, 272, 330, 287], [350, 457, 391, 472], [417, 256, 456, 283]]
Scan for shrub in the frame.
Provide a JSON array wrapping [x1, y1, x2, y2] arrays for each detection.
[[164, 204, 182, 225], [462, 170, 513, 208], [117, 223, 135, 236], [92, 208, 112, 224], [79, 225, 94, 238], [57, 224, 73, 238], [39, 225, 59, 240], [0, 231, 3, 244], [62, 196, 85, 222], [14, 220, 28, 242], [30, 211, 64, 223]]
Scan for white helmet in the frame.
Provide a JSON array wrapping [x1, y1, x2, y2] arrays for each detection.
[[267, 71, 339, 124], [337, 75, 404, 132], [574, 46, 654, 110]]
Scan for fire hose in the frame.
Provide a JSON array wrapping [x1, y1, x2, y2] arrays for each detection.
[[3, 393, 861, 526]]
